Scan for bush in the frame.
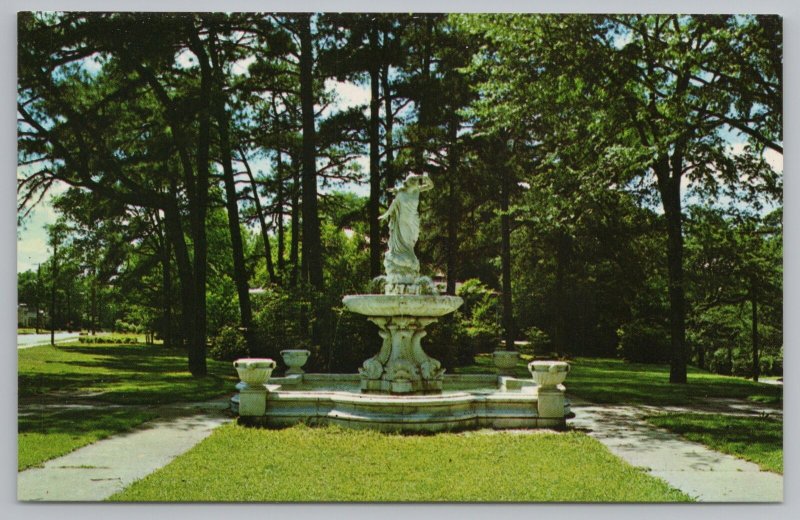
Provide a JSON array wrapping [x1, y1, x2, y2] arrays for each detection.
[[456, 279, 501, 355], [209, 325, 248, 362], [616, 319, 670, 363], [523, 326, 552, 356]]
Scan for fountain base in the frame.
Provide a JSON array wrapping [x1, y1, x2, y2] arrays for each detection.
[[232, 373, 571, 433]]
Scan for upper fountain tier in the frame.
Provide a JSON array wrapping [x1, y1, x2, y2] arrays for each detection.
[[342, 294, 463, 317]]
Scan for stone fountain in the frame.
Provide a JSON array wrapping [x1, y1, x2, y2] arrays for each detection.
[[231, 172, 572, 432], [343, 173, 462, 394]]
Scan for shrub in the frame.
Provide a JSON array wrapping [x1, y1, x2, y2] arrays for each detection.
[[523, 326, 552, 356], [456, 279, 501, 355], [209, 325, 248, 362], [616, 319, 670, 363]]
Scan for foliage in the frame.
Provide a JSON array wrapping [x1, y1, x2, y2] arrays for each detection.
[[208, 325, 249, 362], [17, 13, 782, 384], [617, 320, 671, 364], [523, 326, 552, 356], [646, 413, 783, 474], [110, 424, 690, 502], [456, 279, 501, 353]]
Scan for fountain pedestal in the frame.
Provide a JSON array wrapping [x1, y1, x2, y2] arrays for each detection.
[[342, 294, 463, 394], [360, 316, 444, 393]]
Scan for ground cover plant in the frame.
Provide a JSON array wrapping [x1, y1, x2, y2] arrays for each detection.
[[646, 413, 783, 474], [18, 407, 157, 470], [110, 424, 691, 502]]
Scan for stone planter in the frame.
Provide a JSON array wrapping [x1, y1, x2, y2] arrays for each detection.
[[233, 358, 276, 389], [493, 350, 519, 376], [281, 349, 311, 375], [528, 360, 570, 389]]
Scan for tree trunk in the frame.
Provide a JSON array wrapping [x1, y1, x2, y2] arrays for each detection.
[[751, 276, 760, 381], [445, 115, 459, 295], [553, 233, 569, 354], [381, 57, 395, 191], [413, 17, 433, 173], [289, 161, 301, 288], [298, 14, 324, 290], [276, 149, 286, 277], [214, 94, 258, 356], [500, 152, 514, 352], [656, 155, 687, 384], [187, 28, 212, 377], [240, 149, 277, 284], [162, 201, 196, 357], [368, 27, 382, 279], [161, 228, 172, 348]]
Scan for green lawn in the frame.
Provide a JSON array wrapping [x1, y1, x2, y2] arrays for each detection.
[[19, 342, 237, 405], [18, 407, 157, 470], [18, 341, 237, 470], [456, 355, 782, 406], [110, 424, 691, 502], [646, 413, 783, 474]]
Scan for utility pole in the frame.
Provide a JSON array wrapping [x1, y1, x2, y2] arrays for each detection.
[[35, 263, 41, 333], [50, 237, 58, 347]]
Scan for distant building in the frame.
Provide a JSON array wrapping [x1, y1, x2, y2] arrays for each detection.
[[18, 304, 45, 328]]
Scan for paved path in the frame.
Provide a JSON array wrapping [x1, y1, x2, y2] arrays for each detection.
[[17, 332, 81, 349], [569, 399, 783, 502], [17, 400, 232, 501]]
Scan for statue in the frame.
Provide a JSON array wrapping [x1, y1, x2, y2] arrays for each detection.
[[379, 173, 434, 294]]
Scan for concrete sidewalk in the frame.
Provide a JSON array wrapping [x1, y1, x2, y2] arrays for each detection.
[[18, 406, 232, 501], [570, 400, 783, 502]]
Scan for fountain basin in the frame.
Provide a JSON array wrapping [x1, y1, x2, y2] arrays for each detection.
[[342, 294, 463, 317], [232, 373, 572, 432]]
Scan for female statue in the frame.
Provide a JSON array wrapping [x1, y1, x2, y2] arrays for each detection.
[[379, 173, 434, 288]]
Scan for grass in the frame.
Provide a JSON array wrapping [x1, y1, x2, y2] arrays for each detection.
[[646, 413, 783, 474], [18, 407, 157, 470], [456, 355, 782, 406], [18, 340, 237, 471], [19, 341, 237, 405], [110, 423, 691, 502]]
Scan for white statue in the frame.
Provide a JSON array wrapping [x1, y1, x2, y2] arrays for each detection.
[[379, 173, 434, 293]]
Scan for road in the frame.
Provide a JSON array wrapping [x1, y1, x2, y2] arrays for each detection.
[[17, 332, 81, 349]]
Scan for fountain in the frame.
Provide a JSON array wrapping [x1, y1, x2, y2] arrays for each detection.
[[343, 173, 462, 394], [232, 173, 572, 432]]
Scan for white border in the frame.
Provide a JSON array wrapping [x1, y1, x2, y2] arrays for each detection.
[[3, 1, 795, 519]]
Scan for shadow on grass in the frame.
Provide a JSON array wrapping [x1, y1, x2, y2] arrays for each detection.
[[19, 407, 153, 437], [453, 355, 782, 406], [19, 342, 237, 405], [567, 358, 782, 406], [645, 413, 783, 474]]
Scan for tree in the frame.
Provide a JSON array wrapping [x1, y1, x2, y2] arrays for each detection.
[[460, 14, 782, 382]]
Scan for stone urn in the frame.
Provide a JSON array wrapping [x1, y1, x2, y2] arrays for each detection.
[[281, 349, 311, 375], [233, 358, 276, 389], [493, 350, 519, 376], [528, 360, 570, 389]]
